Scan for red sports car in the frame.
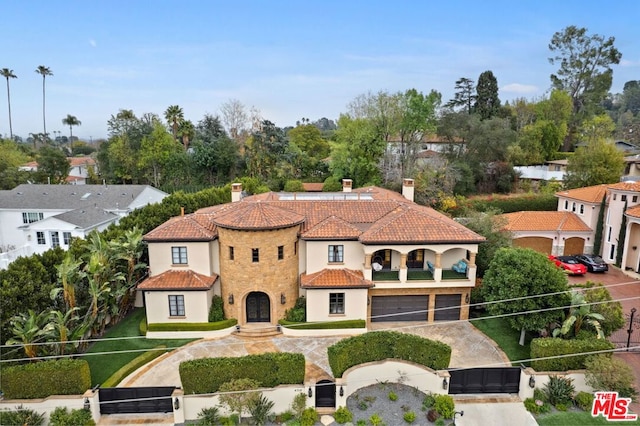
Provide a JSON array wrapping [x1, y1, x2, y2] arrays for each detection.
[[548, 255, 587, 275]]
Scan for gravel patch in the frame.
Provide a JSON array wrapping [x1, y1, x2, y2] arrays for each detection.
[[346, 382, 429, 425]]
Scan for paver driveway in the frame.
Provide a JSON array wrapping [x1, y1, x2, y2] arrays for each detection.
[[120, 321, 509, 388]]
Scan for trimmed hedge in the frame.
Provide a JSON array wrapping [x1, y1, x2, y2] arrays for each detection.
[[530, 338, 615, 371], [180, 352, 305, 394], [279, 319, 366, 329], [327, 331, 451, 378], [2, 359, 91, 399], [147, 319, 237, 332], [102, 346, 166, 387]]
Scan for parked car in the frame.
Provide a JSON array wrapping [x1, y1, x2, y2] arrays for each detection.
[[574, 253, 609, 273], [548, 255, 587, 275]]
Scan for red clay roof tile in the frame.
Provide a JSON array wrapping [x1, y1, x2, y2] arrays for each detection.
[[300, 269, 373, 288], [137, 269, 218, 290], [499, 211, 591, 232], [556, 185, 607, 203]]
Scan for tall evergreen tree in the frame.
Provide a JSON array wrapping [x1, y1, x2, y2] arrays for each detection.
[[593, 195, 606, 256], [474, 70, 501, 120], [445, 77, 475, 114]]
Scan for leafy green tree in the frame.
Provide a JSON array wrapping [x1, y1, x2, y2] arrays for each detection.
[[164, 105, 184, 141], [481, 247, 571, 344], [53, 254, 83, 310], [583, 285, 624, 337], [61, 114, 81, 145], [461, 209, 512, 277], [445, 77, 475, 114], [330, 115, 385, 187], [288, 123, 330, 159], [1, 68, 17, 139], [548, 26, 622, 150], [474, 70, 501, 120], [47, 307, 88, 356], [585, 355, 638, 401], [218, 378, 261, 423], [138, 123, 179, 187], [322, 176, 342, 192], [0, 138, 30, 189], [245, 120, 287, 181], [564, 139, 624, 189], [35, 146, 70, 184], [35, 65, 53, 138]]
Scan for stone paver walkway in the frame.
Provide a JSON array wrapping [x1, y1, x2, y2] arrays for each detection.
[[121, 321, 509, 388]]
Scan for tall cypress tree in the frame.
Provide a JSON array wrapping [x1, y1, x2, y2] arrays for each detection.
[[474, 70, 501, 120], [593, 195, 606, 255], [616, 201, 628, 266]]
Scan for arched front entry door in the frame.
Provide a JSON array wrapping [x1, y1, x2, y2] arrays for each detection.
[[246, 292, 270, 323]]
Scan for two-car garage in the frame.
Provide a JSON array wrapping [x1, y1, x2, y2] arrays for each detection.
[[370, 294, 462, 322]]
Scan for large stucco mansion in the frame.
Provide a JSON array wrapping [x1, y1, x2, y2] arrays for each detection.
[[137, 179, 485, 328]]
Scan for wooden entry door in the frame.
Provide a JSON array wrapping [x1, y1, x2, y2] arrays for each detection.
[[246, 292, 270, 323]]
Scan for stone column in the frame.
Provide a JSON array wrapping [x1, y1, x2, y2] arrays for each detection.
[[469, 252, 476, 266], [399, 253, 408, 282]]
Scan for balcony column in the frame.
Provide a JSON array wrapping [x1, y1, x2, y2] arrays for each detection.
[[399, 253, 408, 282], [468, 252, 476, 266], [434, 253, 442, 281], [363, 253, 372, 281]]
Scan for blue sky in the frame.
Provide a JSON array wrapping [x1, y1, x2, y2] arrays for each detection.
[[1, 1, 639, 140]]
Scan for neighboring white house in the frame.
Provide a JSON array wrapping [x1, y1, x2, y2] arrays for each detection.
[[138, 179, 485, 328], [19, 157, 98, 185], [0, 184, 168, 269]]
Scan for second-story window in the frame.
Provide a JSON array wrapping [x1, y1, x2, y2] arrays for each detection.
[[229, 246, 234, 260], [22, 212, 44, 224], [172, 246, 188, 264], [579, 204, 584, 214], [564, 200, 568, 210], [252, 248, 259, 263], [278, 245, 284, 260], [622, 195, 627, 202], [36, 231, 46, 245], [63, 232, 72, 245], [328, 245, 344, 263]]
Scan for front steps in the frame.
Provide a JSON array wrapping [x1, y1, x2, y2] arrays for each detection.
[[234, 324, 282, 338]]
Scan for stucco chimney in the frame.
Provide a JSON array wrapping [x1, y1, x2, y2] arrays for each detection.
[[231, 183, 242, 202], [402, 178, 414, 202], [342, 179, 353, 193]]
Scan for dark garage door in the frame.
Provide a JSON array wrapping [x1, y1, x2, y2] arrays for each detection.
[[371, 295, 429, 322], [434, 294, 461, 321]]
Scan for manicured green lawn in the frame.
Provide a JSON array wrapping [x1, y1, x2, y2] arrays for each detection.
[[441, 270, 466, 280], [84, 309, 195, 386], [537, 411, 640, 425], [372, 270, 399, 281], [470, 312, 531, 366], [407, 270, 434, 280]]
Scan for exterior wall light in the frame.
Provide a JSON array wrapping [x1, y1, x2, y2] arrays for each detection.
[[174, 397, 180, 410], [83, 397, 90, 410], [308, 387, 313, 398], [281, 293, 286, 304], [442, 378, 448, 390], [228, 294, 234, 304], [339, 386, 344, 397], [529, 376, 536, 388]]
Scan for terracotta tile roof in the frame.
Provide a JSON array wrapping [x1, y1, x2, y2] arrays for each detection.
[[556, 185, 607, 203], [69, 157, 96, 167], [626, 205, 640, 218], [146, 187, 482, 244], [137, 269, 217, 290], [212, 201, 305, 230], [302, 183, 324, 192], [359, 205, 485, 244], [300, 269, 373, 289], [499, 211, 592, 232], [607, 181, 640, 192], [303, 215, 362, 240], [144, 213, 217, 241]]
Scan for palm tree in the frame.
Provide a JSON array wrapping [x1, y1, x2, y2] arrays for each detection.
[[164, 105, 184, 140], [35, 65, 53, 138], [6, 310, 52, 359], [553, 292, 605, 339], [62, 114, 81, 147], [53, 253, 83, 310], [178, 119, 195, 150], [0, 68, 17, 140], [47, 308, 88, 356]]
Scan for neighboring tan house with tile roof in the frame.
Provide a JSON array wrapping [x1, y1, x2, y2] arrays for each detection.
[[0, 184, 168, 269], [499, 181, 640, 272], [138, 178, 485, 328]]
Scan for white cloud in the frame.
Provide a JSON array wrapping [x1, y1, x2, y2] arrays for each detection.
[[89, 39, 97, 48], [620, 59, 640, 67], [501, 83, 538, 94]]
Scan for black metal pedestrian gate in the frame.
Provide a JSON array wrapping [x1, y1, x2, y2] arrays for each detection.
[[99, 386, 176, 414], [448, 367, 520, 394]]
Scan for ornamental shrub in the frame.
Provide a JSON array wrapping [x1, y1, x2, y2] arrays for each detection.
[[208, 295, 226, 322], [2, 359, 91, 399], [585, 354, 639, 401], [434, 394, 455, 419], [327, 331, 451, 378], [403, 411, 416, 423], [147, 319, 237, 332], [334, 406, 353, 424], [543, 376, 575, 406], [49, 407, 95, 426], [574, 391, 594, 411], [0, 405, 45, 426], [300, 407, 319, 426], [530, 337, 614, 371]]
